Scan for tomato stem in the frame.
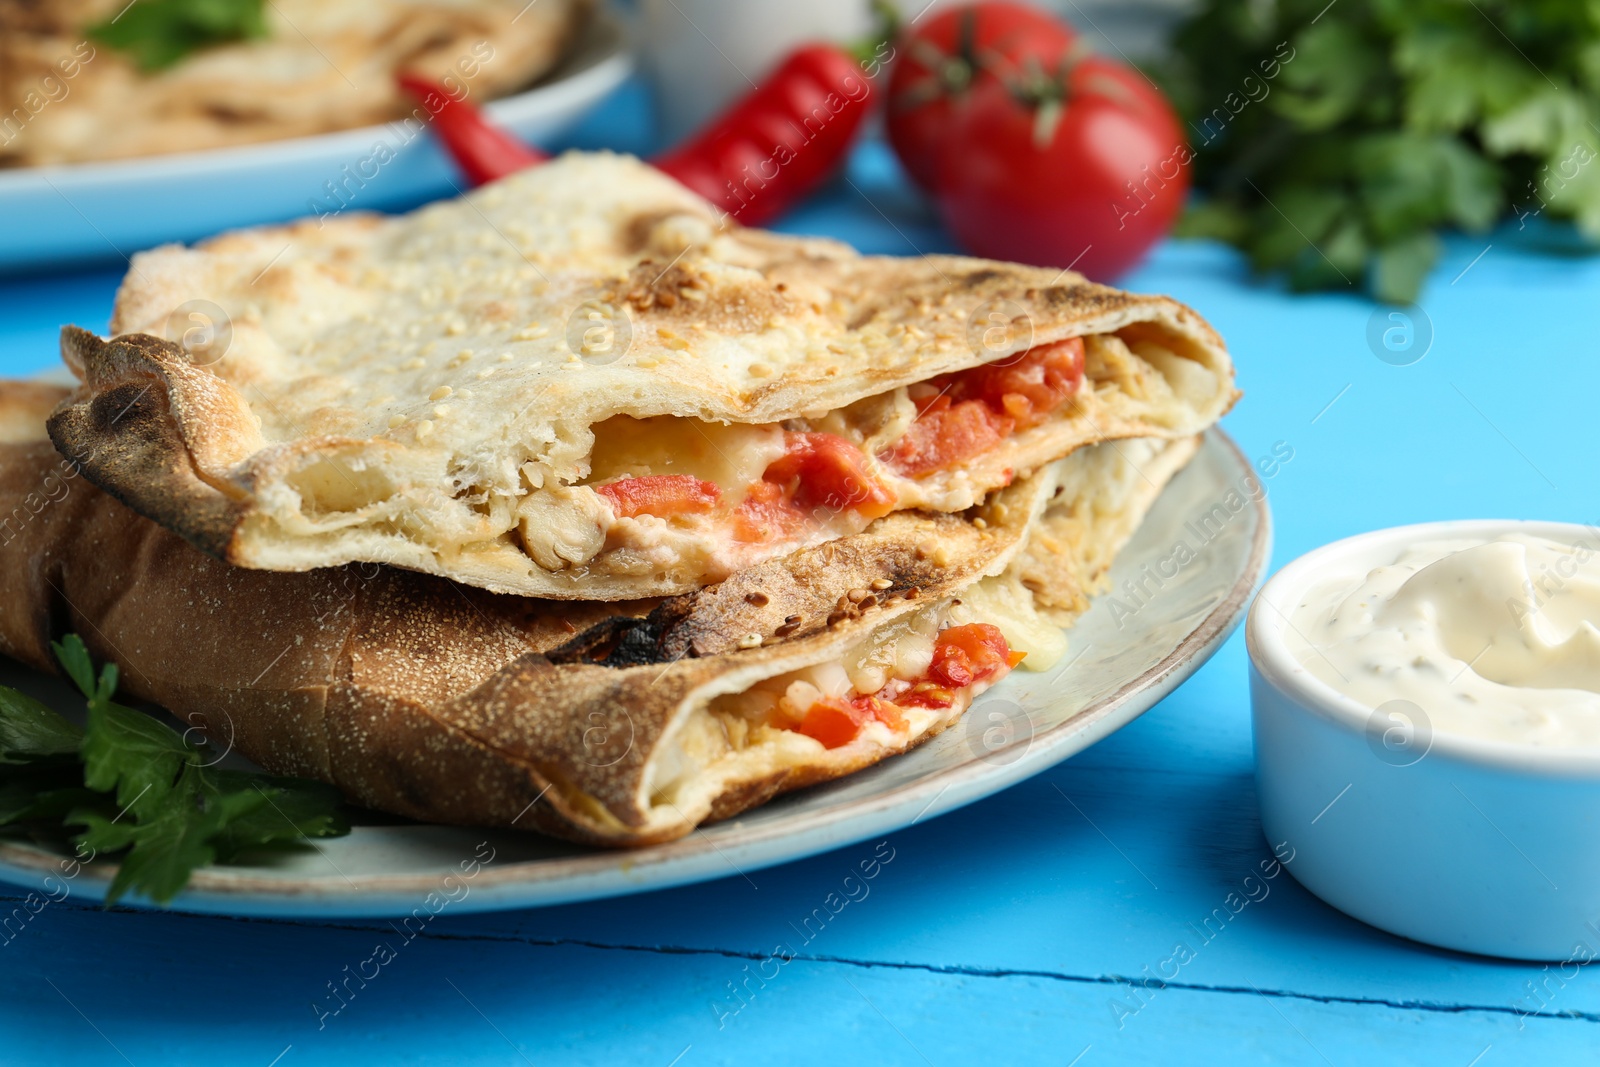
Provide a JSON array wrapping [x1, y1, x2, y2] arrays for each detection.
[[1005, 40, 1146, 149], [847, 0, 901, 69]]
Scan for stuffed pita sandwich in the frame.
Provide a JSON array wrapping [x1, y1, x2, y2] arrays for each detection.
[[49, 152, 1236, 601], [6, 381, 1200, 845]]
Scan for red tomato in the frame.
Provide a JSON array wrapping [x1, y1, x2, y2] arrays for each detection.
[[864, 696, 906, 732], [957, 336, 1085, 429], [935, 54, 1189, 281], [879, 338, 1085, 477], [898, 682, 958, 709], [762, 432, 895, 518], [796, 698, 867, 749], [881, 395, 1012, 477], [930, 641, 978, 688], [929, 623, 1024, 689], [731, 479, 804, 543], [733, 432, 894, 541], [887, 2, 1075, 191], [596, 474, 720, 519], [797, 695, 907, 749]]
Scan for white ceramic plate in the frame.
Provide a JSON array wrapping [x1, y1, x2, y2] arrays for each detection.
[[0, 430, 1269, 917], [0, 10, 631, 274]]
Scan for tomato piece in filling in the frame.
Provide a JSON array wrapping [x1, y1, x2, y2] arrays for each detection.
[[796, 699, 864, 749], [797, 695, 906, 750], [880, 336, 1086, 477], [596, 474, 720, 519], [928, 623, 1027, 689], [880, 395, 1014, 478], [796, 626, 1023, 746], [763, 432, 895, 517], [735, 431, 894, 542], [895, 681, 958, 710], [959, 336, 1086, 430], [731, 479, 804, 542]]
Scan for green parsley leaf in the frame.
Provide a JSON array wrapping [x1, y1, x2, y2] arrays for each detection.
[[87, 0, 269, 73], [0, 635, 352, 906], [0, 686, 82, 766], [51, 634, 99, 703], [1172, 200, 1249, 244], [0, 773, 102, 827], [1165, 0, 1600, 300], [71, 770, 268, 906], [1371, 233, 1442, 306], [1269, 20, 1382, 132], [208, 771, 352, 858], [80, 690, 196, 813]]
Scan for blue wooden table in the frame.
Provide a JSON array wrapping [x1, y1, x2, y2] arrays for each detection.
[[4, 81, 1599, 1066]]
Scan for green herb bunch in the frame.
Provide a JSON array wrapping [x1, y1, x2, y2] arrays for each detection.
[[0, 636, 347, 906], [1163, 0, 1600, 302], [88, 0, 268, 72]]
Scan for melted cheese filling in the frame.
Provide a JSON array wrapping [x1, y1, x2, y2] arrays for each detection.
[[524, 334, 1210, 578], [520, 380, 1045, 585], [643, 575, 1072, 808], [588, 417, 790, 499]]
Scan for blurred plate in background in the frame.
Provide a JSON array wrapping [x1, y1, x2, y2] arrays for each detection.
[[0, 9, 630, 276]]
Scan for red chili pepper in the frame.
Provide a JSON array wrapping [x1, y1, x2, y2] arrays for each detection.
[[398, 41, 876, 222], [650, 44, 876, 225], [397, 73, 547, 186]]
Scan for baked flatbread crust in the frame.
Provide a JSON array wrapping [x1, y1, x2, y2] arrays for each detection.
[[51, 152, 1237, 600], [0, 0, 588, 166], [6, 382, 1198, 844]]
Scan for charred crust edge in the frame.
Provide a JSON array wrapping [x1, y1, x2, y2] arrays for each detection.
[[45, 374, 244, 562]]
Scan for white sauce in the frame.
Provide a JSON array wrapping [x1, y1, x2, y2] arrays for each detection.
[[1286, 534, 1600, 747]]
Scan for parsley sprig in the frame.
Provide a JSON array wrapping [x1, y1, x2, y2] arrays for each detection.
[[0, 636, 348, 906], [1163, 0, 1600, 302], [88, 0, 269, 73]]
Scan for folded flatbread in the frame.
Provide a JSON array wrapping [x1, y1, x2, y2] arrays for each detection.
[[50, 152, 1236, 600], [4, 382, 1197, 845], [0, 0, 589, 167]]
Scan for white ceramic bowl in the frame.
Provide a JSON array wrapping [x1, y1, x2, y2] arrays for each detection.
[[1248, 520, 1600, 961]]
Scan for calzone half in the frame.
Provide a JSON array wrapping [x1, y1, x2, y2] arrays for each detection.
[[50, 152, 1236, 599]]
